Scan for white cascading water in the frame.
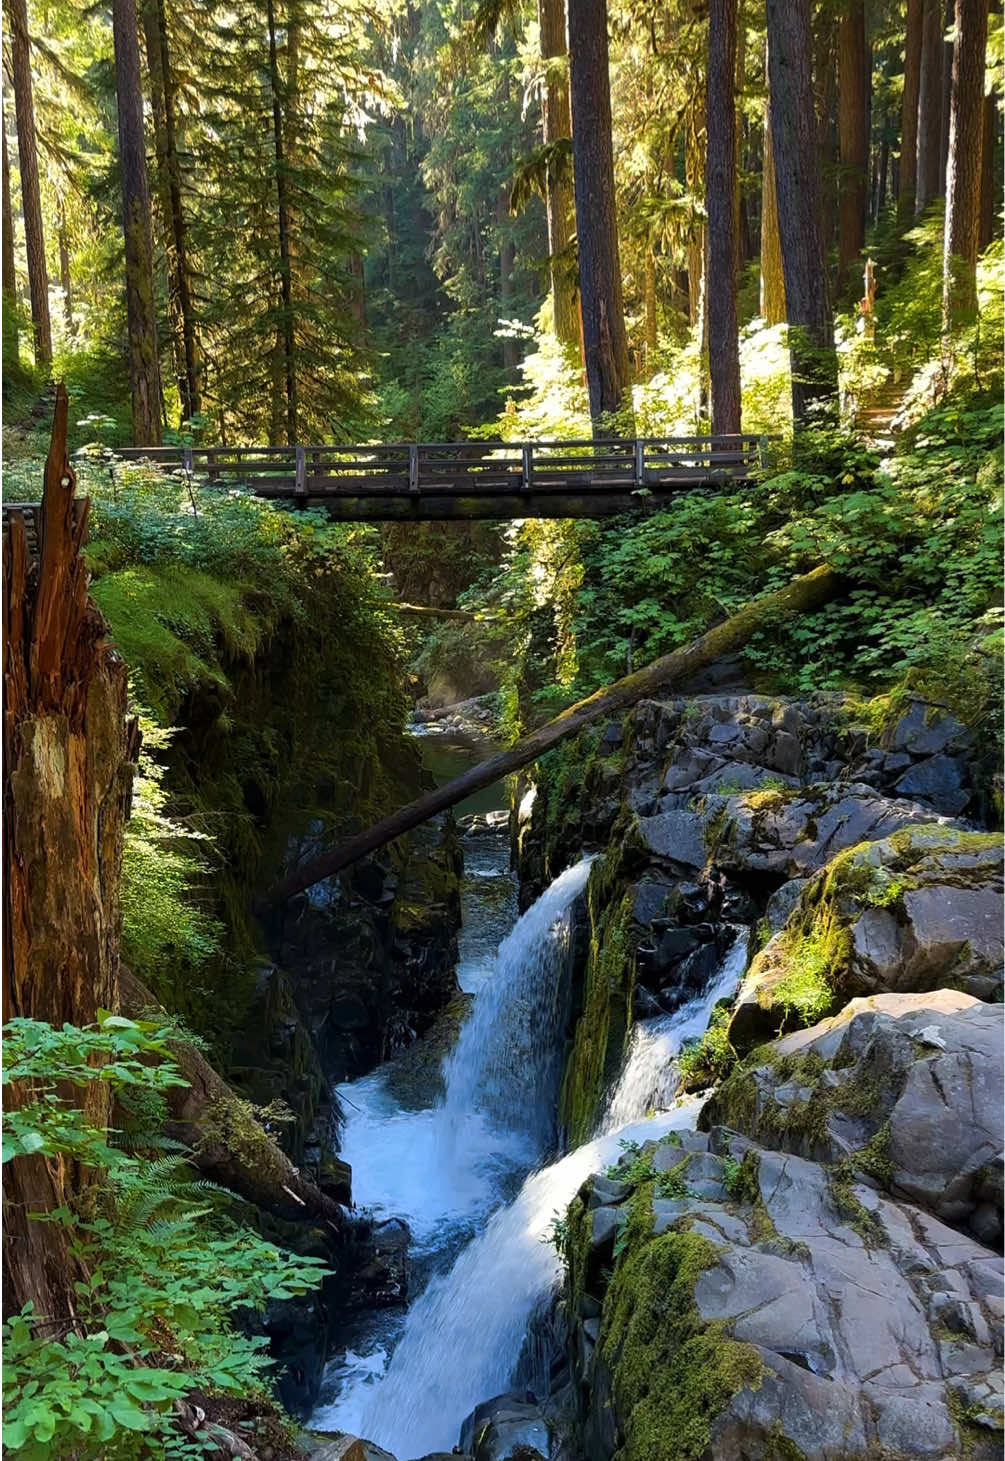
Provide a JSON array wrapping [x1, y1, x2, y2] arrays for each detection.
[[312, 853, 749, 1459]]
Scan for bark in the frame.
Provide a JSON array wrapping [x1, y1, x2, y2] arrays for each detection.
[[568, 0, 630, 423], [943, 0, 990, 328], [497, 190, 520, 377], [918, 0, 946, 207], [6, 0, 51, 366], [940, 0, 954, 195], [760, 39, 786, 324], [838, 2, 869, 293], [2, 115, 17, 353], [644, 249, 657, 357], [3, 387, 139, 1320], [259, 565, 843, 904], [141, 0, 201, 422], [57, 203, 74, 338], [814, 17, 840, 264], [266, 0, 297, 443], [706, 0, 742, 434], [117, 968, 345, 1229], [978, 1, 1001, 249], [734, 3, 746, 280], [978, 88, 998, 248], [766, 0, 839, 422], [112, 0, 163, 445], [900, 0, 924, 218], [538, 0, 578, 349]]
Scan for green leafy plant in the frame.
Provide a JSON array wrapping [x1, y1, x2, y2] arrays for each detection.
[[2, 1017, 328, 1460]]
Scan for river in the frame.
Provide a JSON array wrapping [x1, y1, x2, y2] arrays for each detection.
[[310, 730, 748, 1457]]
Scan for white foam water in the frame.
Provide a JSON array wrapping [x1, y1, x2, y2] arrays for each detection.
[[312, 863, 749, 1458]]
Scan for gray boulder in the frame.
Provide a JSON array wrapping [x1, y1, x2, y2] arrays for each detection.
[[567, 1126, 1004, 1461], [704, 991, 1004, 1246]]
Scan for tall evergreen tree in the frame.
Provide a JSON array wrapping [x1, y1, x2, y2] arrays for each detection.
[[2, 114, 17, 361], [568, 0, 630, 423], [112, 0, 163, 443], [917, 0, 946, 207], [760, 38, 786, 324], [900, 0, 924, 218], [706, 0, 741, 434], [943, 0, 990, 328], [141, 0, 201, 423], [838, 1, 869, 293], [538, 0, 578, 350], [6, 0, 52, 366], [766, 0, 838, 421]]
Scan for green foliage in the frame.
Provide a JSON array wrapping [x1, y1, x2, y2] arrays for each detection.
[[2, 1018, 327, 1461], [72, 457, 413, 1047], [2, 1016, 189, 1169], [677, 1003, 737, 1090]]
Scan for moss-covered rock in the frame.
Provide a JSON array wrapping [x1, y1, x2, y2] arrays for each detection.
[[729, 825, 1004, 1047], [564, 1123, 1004, 1461]]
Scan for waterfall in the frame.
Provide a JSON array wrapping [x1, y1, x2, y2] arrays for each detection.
[[314, 912, 750, 1458], [441, 856, 595, 1147]]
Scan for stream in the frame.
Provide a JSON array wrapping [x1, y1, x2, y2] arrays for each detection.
[[311, 731, 748, 1458]]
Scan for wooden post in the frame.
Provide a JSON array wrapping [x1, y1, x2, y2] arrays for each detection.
[[409, 444, 420, 494], [522, 443, 533, 491], [294, 444, 306, 497], [634, 438, 645, 487]]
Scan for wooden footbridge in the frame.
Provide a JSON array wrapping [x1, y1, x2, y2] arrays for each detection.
[[116, 435, 769, 520]]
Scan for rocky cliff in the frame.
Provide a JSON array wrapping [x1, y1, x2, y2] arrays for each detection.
[[519, 691, 1003, 1461]]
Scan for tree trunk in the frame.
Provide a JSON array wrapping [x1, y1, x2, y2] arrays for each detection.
[[2, 115, 18, 362], [917, 0, 946, 207], [266, 0, 297, 443], [6, 0, 51, 366], [978, 87, 998, 248], [978, 1, 1001, 249], [259, 565, 843, 904], [117, 968, 346, 1229], [112, 0, 163, 445], [766, 0, 839, 422], [3, 387, 139, 1321], [734, 3, 747, 281], [900, 0, 924, 217], [568, 0, 630, 423], [838, 2, 869, 293], [538, 0, 578, 350], [644, 249, 657, 357], [940, 0, 954, 195], [57, 204, 74, 338], [943, 0, 989, 329], [706, 0, 742, 434], [814, 17, 840, 265], [141, 0, 200, 423], [760, 39, 787, 323], [497, 189, 520, 377]]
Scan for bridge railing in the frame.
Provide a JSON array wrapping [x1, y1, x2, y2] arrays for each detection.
[[112, 434, 771, 498]]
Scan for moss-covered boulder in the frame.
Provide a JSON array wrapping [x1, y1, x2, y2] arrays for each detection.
[[729, 826, 1004, 1046], [703, 990, 1004, 1248], [565, 1125, 1004, 1461]]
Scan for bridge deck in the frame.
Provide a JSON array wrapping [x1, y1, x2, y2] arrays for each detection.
[[114, 436, 769, 520]]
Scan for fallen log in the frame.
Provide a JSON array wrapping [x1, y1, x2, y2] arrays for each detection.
[[118, 968, 345, 1230], [259, 565, 842, 906], [395, 602, 480, 621]]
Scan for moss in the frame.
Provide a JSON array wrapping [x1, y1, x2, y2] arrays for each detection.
[[559, 853, 637, 1144], [677, 1002, 738, 1091], [827, 1173, 885, 1247], [599, 1189, 764, 1461]]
